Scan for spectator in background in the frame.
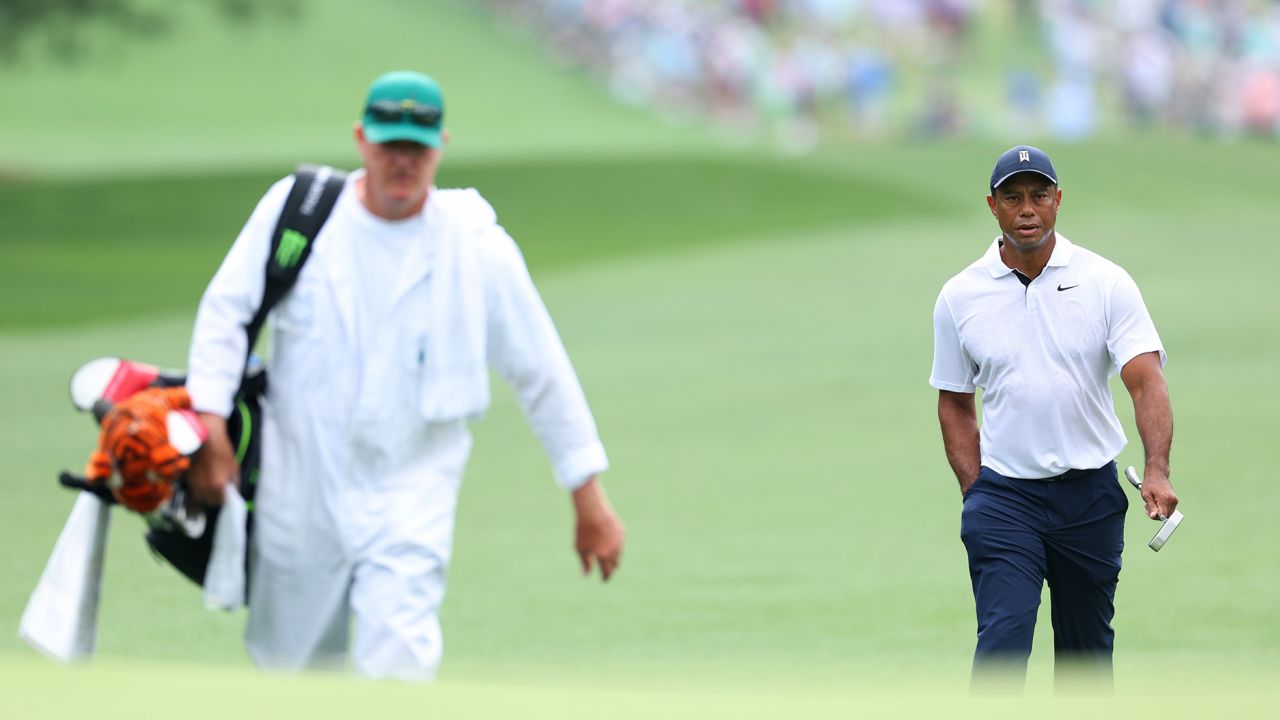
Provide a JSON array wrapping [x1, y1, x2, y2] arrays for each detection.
[[1241, 63, 1280, 136], [844, 44, 895, 137], [1004, 69, 1041, 135], [1121, 29, 1175, 127]]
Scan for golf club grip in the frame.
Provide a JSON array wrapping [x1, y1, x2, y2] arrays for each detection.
[[92, 399, 113, 425], [1124, 465, 1143, 490], [58, 471, 117, 504]]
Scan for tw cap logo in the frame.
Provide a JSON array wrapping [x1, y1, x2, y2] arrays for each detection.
[[990, 145, 1059, 192]]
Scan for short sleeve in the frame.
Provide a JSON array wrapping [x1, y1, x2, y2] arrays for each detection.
[[1106, 269, 1166, 373], [930, 290, 977, 392]]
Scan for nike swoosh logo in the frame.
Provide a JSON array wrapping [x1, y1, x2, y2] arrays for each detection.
[[1057, 284, 1079, 292]]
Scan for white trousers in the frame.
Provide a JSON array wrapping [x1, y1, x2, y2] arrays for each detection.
[[244, 523, 451, 680], [246, 409, 469, 680]]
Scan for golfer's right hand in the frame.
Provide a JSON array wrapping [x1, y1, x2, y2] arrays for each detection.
[[186, 412, 238, 507]]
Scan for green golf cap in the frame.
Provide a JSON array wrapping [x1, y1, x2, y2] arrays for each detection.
[[362, 70, 445, 147]]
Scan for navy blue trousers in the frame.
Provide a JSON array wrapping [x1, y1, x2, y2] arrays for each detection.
[[960, 462, 1127, 681]]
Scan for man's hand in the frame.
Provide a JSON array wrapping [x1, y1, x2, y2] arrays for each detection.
[[571, 476, 624, 581], [1140, 466, 1179, 521], [186, 412, 238, 507]]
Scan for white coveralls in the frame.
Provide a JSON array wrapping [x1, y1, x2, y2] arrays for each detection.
[[186, 171, 608, 680]]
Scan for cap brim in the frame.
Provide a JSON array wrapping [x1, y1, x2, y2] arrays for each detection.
[[364, 121, 442, 148], [991, 169, 1057, 190]]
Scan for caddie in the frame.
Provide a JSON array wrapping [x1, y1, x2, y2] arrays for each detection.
[[184, 70, 624, 680], [930, 145, 1178, 685]]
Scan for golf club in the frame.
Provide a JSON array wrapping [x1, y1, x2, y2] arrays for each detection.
[[1124, 465, 1184, 552]]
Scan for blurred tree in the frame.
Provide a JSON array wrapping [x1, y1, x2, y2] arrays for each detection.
[[0, 0, 298, 62]]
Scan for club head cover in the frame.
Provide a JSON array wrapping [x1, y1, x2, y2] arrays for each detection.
[[85, 387, 194, 514]]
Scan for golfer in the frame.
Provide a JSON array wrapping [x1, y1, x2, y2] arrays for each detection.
[[930, 145, 1178, 685], [184, 70, 624, 680]]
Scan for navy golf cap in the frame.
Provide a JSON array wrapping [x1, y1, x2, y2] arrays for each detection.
[[990, 145, 1058, 192]]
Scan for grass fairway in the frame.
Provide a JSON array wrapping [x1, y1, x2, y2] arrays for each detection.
[[2, 0, 1279, 713], [3, 139, 1279, 714], [1, 658, 1277, 720], [5, 655, 1274, 717], [0, 154, 959, 329], [0, 0, 694, 175]]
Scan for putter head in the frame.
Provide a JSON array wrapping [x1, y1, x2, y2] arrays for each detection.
[[1149, 510, 1183, 551]]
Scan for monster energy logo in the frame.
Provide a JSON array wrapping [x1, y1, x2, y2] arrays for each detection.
[[276, 228, 308, 268]]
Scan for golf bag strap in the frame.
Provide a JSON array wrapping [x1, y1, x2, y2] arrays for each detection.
[[239, 164, 347, 393]]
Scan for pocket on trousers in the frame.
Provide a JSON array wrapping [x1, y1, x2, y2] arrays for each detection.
[[962, 469, 990, 500], [1100, 470, 1130, 514]]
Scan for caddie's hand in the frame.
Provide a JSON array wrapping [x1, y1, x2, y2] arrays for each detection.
[[186, 412, 238, 507], [1140, 467, 1178, 520], [572, 476, 624, 582]]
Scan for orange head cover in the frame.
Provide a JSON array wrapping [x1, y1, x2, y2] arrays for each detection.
[[85, 386, 193, 513]]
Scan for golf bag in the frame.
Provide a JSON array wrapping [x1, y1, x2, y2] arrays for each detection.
[[60, 359, 264, 587], [57, 164, 347, 596]]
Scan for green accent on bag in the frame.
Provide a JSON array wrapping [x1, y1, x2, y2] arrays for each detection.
[[275, 228, 308, 269]]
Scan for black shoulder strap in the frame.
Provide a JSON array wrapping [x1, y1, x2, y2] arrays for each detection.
[[241, 164, 347, 379]]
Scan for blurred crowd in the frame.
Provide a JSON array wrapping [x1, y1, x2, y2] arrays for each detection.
[[481, 0, 1280, 147], [1040, 0, 1280, 138]]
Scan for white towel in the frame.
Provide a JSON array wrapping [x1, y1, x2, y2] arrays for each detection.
[[419, 189, 493, 422], [19, 492, 112, 662], [202, 484, 247, 611]]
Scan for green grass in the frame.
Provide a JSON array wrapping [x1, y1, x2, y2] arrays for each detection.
[[2, 0, 1280, 713], [15, 134, 1276, 330], [0, 0, 701, 176], [2, 657, 1276, 720], [0, 153, 960, 328], [3, 138, 1279, 708]]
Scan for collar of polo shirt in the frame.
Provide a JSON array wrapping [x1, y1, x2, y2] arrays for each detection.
[[983, 234, 1078, 279]]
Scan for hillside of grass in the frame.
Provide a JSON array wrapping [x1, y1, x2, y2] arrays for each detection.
[[0, 152, 965, 329], [0, 0, 701, 176], [3, 136, 1278, 698], [6, 135, 1276, 330], [5, 137, 1274, 676], [3, 0, 1280, 707]]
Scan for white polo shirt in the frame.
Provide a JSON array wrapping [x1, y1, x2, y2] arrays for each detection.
[[930, 234, 1166, 479]]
